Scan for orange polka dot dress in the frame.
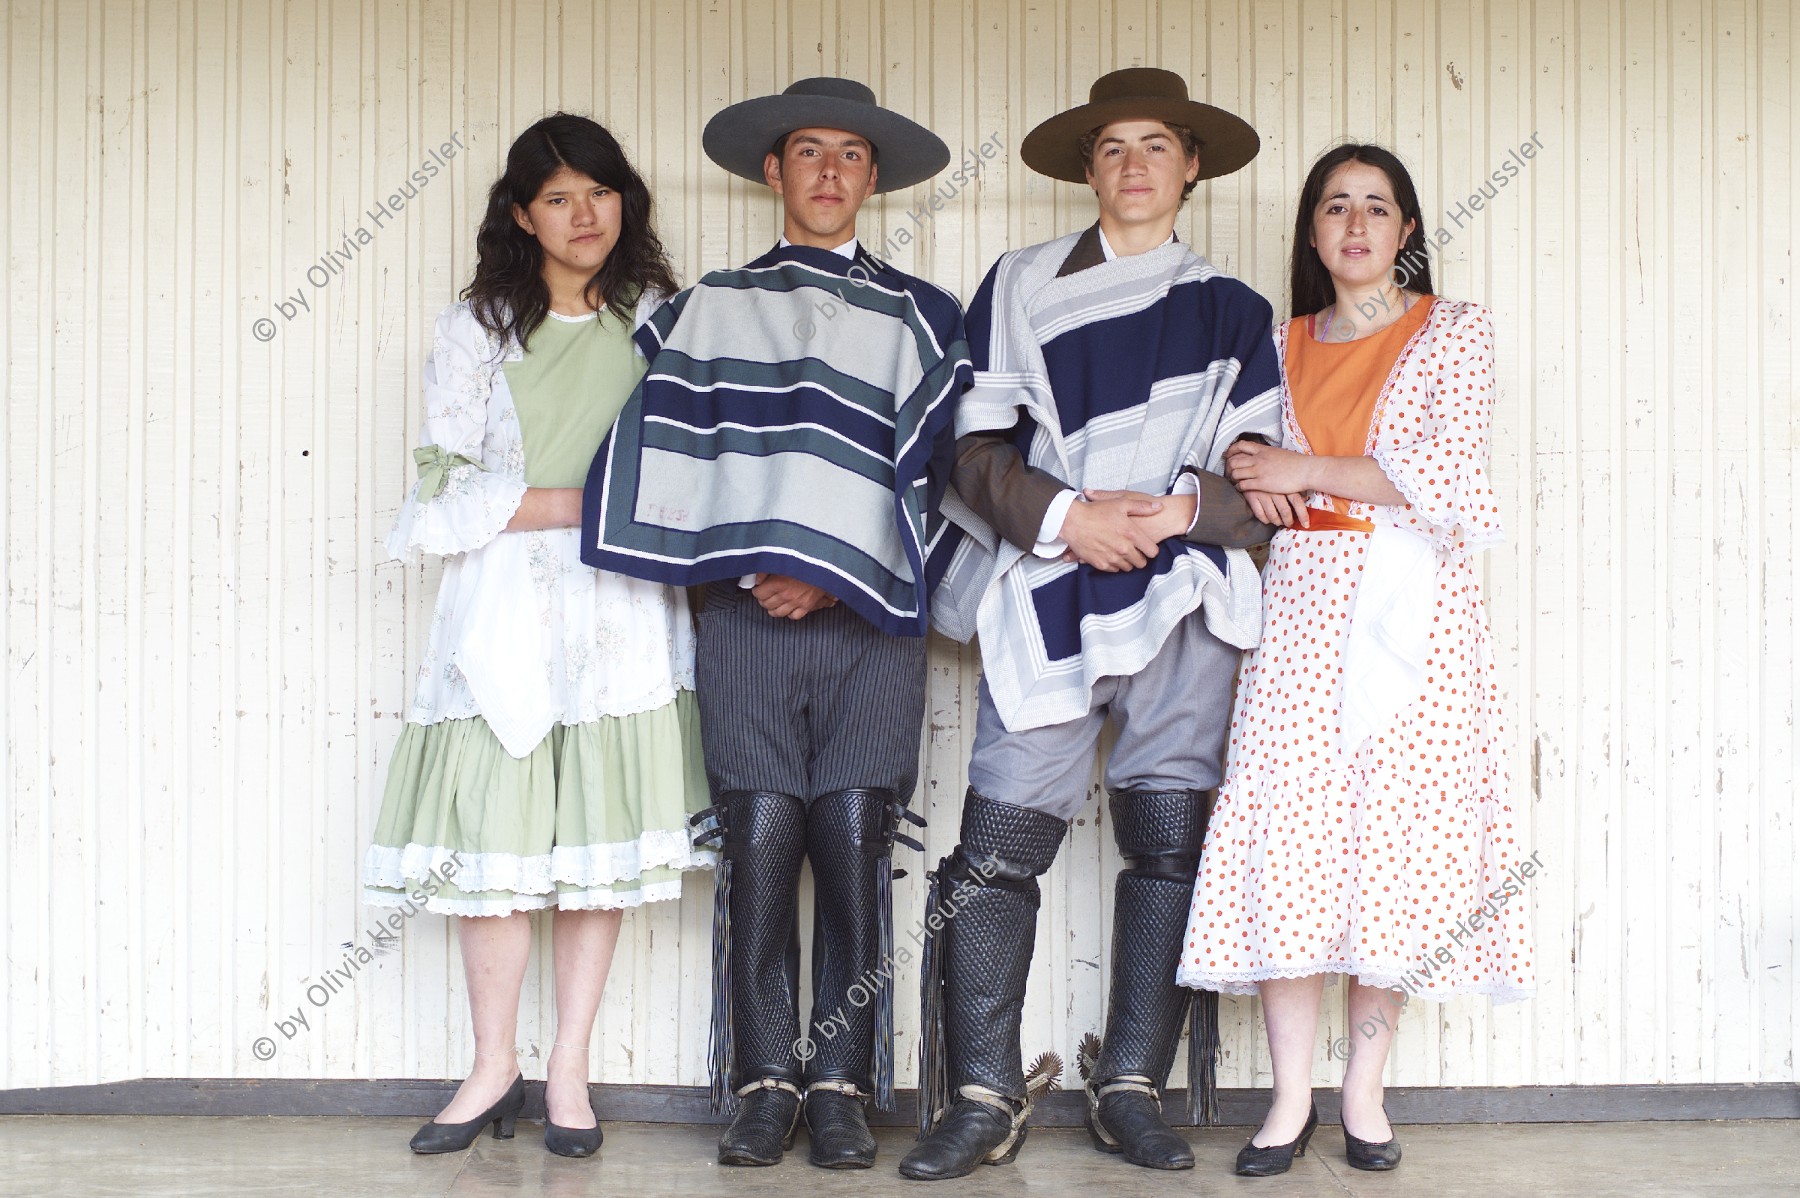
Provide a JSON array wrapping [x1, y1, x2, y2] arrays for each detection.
[[1177, 298, 1534, 1003]]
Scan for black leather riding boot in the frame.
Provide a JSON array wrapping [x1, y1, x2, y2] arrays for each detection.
[[897, 790, 1067, 1182], [799, 787, 907, 1169], [1085, 788, 1215, 1169], [705, 790, 808, 1166]]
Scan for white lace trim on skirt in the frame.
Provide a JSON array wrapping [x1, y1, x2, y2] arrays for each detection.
[[361, 877, 691, 916], [361, 831, 716, 896], [1177, 959, 1535, 1004]]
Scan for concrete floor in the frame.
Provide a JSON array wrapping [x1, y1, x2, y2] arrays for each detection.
[[1, 1117, 1796, 1197]]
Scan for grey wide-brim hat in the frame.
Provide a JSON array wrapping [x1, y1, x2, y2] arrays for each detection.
[[1020, 67, 1260, 183], [701, 77, 951, 194]]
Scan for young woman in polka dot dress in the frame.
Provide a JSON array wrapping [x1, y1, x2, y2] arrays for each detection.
[[1175, 144, 1534, 1176]]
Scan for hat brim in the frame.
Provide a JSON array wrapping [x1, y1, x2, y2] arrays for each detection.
[[1019, 98, 1260, 184], [702, 96, 951, 194]]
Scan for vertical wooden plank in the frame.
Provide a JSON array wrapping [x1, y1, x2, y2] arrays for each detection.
[[1389, 0, 1431, 254], [1, 0, 51, 1091], [163, 0, 202, 1082], [328, 0, 392, 1078], [1705, 0, 1757, 1085], [1341, 0, 1379, 137], [43, 0, 98, 1087], [1660, 0, 1712, 1085], [88, 0, 129, 1083], [121, 0, 165, 1083], [1295, 0, 1334, 181], [224, 0, 280, 1082], [0, 0, 15, 1088], [294, 0, 341, 1079], [198, 0, 257, 1081], [268, 0, 307, 1076], [1565, 0, 1621, 1087], [1627, 0, 1677, 1079], [1622, 0, 1673, 1089], [1755, 0, 1798, 1089], [1521, 0, 1573, 1095], [363, 0, 422, 1086], [1476, 0, 1535, 1090]]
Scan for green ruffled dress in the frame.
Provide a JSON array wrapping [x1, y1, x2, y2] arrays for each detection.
[[364, 304, 712, 915]]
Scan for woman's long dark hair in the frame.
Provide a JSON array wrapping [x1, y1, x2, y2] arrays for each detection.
[[1288, 143, 1434, 319], [463, 113, 679, 346]]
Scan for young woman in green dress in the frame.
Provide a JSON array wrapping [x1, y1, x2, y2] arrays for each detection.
[[364, 113, 710, 1159]]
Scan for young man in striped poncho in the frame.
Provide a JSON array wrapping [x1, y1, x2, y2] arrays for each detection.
[[581, 79, 970, 1170], [901, 69, 1283, 1180]]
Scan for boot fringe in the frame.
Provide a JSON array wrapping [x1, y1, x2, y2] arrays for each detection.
[[915, 859, 951, 1137], [873, 853, 897, 1112], [1186, 988, 1220, 1126], [707, 854, 736, 1115], [691, 806, 736, 1115]]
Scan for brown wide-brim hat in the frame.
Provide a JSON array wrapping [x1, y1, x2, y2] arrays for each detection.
[[1020, 67, 1260, 184], [702, 77, 951, 194]]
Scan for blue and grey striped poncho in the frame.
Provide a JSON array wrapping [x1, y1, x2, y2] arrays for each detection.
[[581, 243, 971, 635], [932, 229, 1283, 730]]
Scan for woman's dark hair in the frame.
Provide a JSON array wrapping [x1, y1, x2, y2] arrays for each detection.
[[463, 113, 680, 346], [1288, 143, 1434, 318]]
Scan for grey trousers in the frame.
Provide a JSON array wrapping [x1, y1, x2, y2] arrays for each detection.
[[694, 581, 928, 802], [966, 611, 1241, 819]]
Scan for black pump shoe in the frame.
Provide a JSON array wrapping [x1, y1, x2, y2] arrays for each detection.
[[718, 1079, 803, 1166], [1344, 1110, 1402, 1170], [804, 1082, 877, 1169], [1233, 1101, 1318, 1177], [544, 1091, 604, 1158], [409, 1073, 526, 1154]]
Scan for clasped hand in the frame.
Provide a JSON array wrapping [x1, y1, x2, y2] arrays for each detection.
[[1058, 489, 1195, 572], [752, 574, 838, 619], [1223, 441, 1313, 529]]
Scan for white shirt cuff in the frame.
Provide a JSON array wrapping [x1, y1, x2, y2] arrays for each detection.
[[1171, 471, 1202, 534], [1032, 489, 1079, 557]]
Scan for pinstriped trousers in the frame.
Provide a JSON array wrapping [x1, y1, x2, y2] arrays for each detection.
[[693, 581, 928, 803]]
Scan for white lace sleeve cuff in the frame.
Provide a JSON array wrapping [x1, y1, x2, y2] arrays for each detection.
[[385, 466, 528, 561]]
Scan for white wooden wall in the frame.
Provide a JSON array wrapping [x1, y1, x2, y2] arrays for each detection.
[[4, 0, 1796, 1094]]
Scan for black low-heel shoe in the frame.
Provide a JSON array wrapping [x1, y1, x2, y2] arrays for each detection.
[[718, 1079, 803, 1166], [1233, 1102, 1318, 1177], [1344, 1121, 1402, 1170], [409, 1074, 526, 1154], [804, 1083, 877, 1169], [544, 1093, 604, 1158], [1086, 1086, 1195, 1170], [896, 1098, 1022, 1181]]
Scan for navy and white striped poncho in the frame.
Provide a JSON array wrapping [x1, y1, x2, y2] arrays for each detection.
[[932, 229, 1282, 731], [581, 243, 970, 636]]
